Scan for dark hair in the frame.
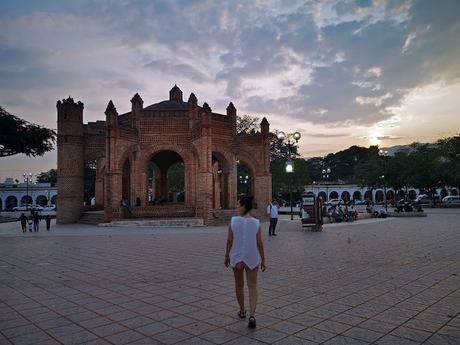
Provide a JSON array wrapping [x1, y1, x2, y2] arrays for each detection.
[[239, 196, 253, 214]]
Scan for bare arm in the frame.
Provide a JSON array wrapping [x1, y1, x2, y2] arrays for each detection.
[[256, 225, 266, 271], [224, 224, 233, 266]]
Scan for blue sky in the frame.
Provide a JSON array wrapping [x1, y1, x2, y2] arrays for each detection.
[[1, 0, 460, 179]]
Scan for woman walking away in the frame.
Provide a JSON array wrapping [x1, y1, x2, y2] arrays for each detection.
[[225, 196, 266, 328]]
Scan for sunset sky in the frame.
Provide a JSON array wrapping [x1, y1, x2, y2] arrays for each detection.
[[1, 0, 459, 180]]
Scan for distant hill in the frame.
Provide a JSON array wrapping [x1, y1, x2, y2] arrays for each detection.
[[381, 143, 437, 156]]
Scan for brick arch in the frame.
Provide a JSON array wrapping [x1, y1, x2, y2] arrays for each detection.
[[235, 152, 258, 177], [212, 148, 234, 171], [142, 145, 193, 169], [142, 145, 197, 206], [6, 195, 18, 210]]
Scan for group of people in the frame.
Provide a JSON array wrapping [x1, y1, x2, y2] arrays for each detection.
[[325, 202, 358, 222], [19, 211, 52, 232]]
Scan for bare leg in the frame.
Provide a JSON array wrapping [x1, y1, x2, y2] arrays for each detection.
[[233, 268, 245, 312], [245, 266, 258, 317]]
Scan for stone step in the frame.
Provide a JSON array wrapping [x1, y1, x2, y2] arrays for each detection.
[[79, 211, 106, 225], [0, 215, 17, 223], [99, 218, 204, 228]]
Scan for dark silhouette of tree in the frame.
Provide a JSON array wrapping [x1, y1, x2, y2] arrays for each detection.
[[36, 169, 57, 184], [0, 106, 56, 157]]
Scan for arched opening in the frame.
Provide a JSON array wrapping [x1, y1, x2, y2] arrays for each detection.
[[84, 160, 96, 207], [51, 195, 57, 206], [212, 152, 230, 209], [329, 191, 339, 199], [6, 196, 17, 210], [397, 190, 405, 200], [386, 190, 395, 203], [375, 190, 384, 203], [341, 191, 350, 202], [21, 195, 32, 206], [122, 159, 131, 205], [318, 191, 327, 201], [352, 191, 362, 201], [237, 161, 253, 198], [440, 188, 448, 198], [364, 190, 372, 201], [147, 150, 185, 205], [408, 190, 417, 200], [36, 195, 48, 207]]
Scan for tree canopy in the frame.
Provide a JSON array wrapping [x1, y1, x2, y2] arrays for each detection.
[[36, 169, 57, 184], [0, 106, 56, 157]]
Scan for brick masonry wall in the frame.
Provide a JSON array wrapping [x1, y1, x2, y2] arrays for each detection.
[[58, 88, 272, 224]]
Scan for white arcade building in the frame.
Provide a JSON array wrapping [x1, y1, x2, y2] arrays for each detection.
[[0, 178, 57, 211], [304, 183, 459, 203]]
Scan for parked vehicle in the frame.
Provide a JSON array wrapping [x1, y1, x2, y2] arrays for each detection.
[[442, 196, 460, 207], [41, 204, 56, 211], [12, 204, 44, 211], [414, 194, 431, 205], [326, 199, 342, 206]]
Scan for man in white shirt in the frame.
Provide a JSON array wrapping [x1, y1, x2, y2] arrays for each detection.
[[267, 200, 279, 236]]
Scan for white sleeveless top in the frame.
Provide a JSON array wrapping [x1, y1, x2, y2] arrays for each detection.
[[229, 216, 261, 269]]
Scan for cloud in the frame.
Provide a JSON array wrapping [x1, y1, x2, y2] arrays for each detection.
[[0, 0, 459, 144], [309, 133, 349, 138], [145, 59, 209, 82]]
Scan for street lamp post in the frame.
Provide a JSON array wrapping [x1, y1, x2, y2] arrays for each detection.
[[379, 149, 389, 211], [23, 172, 33, 210], [322, 167, 331, 202], [277, 131, 301, 220]]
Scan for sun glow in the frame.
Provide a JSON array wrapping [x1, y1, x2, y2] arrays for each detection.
[[369, 133, 381, 146]]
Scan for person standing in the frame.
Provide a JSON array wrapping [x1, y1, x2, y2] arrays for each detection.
[[45, 215, 51, 231], [225, 197, 266, 328], [33, 211, 40, 232], [266, 200, 279, 236], [19, 213, 27, 233]]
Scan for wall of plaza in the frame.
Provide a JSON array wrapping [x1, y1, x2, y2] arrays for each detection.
[[304, 184, 459, 203]]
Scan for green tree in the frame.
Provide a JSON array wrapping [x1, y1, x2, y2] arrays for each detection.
[[355, 156, 384, 192], [36, 169, 57, 184], [0, 106, 56, 157], [271, 158, 309, 201], [236, 114, 260, 134]]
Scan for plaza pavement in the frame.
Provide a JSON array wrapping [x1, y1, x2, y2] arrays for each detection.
[[0, 209, 459, 345]]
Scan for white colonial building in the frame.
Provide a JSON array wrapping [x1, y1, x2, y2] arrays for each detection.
[[0, 178, 57, 210], [304, 183, 458, 203]]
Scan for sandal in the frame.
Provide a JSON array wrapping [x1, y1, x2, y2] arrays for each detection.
[[238, 310, 247, 319], [248, 316, 256, 328]]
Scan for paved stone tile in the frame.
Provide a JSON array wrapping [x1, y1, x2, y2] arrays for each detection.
[[323, 335, 370, 344], [296, 327, 337, 343], [151, 329, 192, 344], [1, 209, 459, 344], [249, 327, 288, 343], [104, 329, 145, 344], [135, 321, 171, 336], [53, 329, 98, 344], [390, 325, 432, 342], [424, 333, 460, 345], [314, 320, 352, 333], [268, 320, 307, 334], [342, 326, 385, 343], [374, 334, 421, 344], [200, 328, 240, 344], [180, 321, 217, 335], [91, 323, 128, 337]]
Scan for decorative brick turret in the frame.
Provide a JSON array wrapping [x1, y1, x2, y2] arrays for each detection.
[[169, 84, 183, 101], [226, 102, 237, 135], [56, 97, 84, 223]]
